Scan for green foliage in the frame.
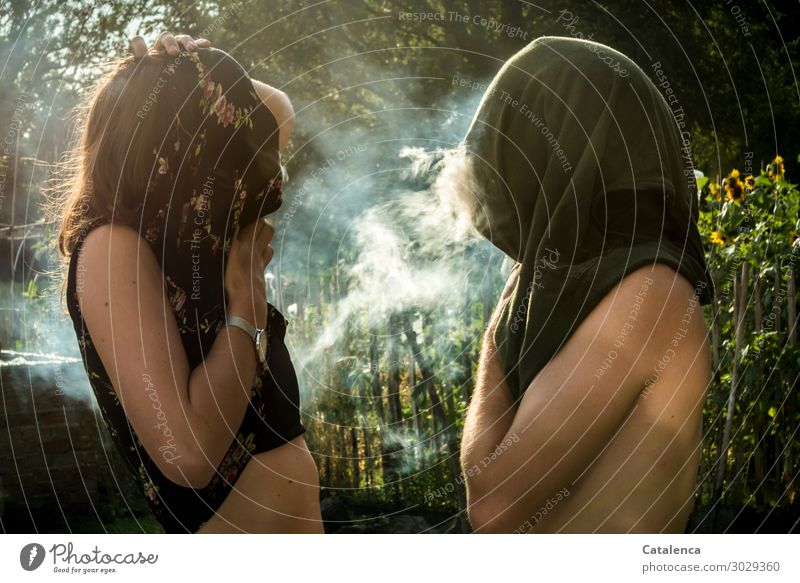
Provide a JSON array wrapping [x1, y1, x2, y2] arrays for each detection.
[[697, 154, 799, 509]]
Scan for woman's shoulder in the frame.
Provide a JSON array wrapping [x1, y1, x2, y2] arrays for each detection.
[[80, 221, 145, 253], [72, 222, 164, 309], [77, 223, 154, 275]]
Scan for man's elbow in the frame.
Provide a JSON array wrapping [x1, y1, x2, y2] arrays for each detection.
[[467, 495, 514, 533], [462, 464, 510, 532]]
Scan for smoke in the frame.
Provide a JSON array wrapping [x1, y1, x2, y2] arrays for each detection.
[[0, 348, 95, 406], [284, 142, 495, 373], [263, 75, 509, 433], [0, 258, 98, 406]]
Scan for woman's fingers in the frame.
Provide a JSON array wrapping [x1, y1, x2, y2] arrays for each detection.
[[235, 219, 274, 267], [249, 219, 275, 266], [260, 218, 275, 245], [130, 32, 211, 58], [154, 31, 179, 55], [172, 34, 210, 50], [174, 34, 197, 51], [237, 219, 274, 244], [130, 36, 148, 58]]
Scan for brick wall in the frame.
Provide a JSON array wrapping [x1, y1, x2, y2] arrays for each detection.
[[1, 357, 104, 532]]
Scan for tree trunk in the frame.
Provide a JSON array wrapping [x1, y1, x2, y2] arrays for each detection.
[[783, 266, 797, 498], [370, 331, 384, 421], [387, 314, 404, 426], [753, 276, 763, 331], [772, 265, 784, 498], [350, 427, 360, 489], [462, 301, 474, 402], [408, 345, 422, 461], [363, 427, 373, 492], [384, 316, 404, 502], [773, 267, 782, 335], [750, 275, 763, 501], [336, 428, 346, 486], [405, 315, 469, 531], [444, 384, 457, 422], [369, 329, 392, 499], [733, 433, 746, 501], [754, 412, 766, 503], [324, 439, 332, 487]]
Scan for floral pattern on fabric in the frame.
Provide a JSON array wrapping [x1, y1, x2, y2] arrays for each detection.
[[190, 51, 254, 131]]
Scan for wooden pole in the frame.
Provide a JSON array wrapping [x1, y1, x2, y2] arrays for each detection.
[[711, 271, 721, 371], [787, 266, 797, 344], [714, 260, 750, 499]]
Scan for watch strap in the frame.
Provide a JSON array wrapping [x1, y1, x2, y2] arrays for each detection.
[[225, 315, 258, 339]]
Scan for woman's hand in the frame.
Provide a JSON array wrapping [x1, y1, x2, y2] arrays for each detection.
[[225, 218, 275, 328], [130, 31, 210, 58]]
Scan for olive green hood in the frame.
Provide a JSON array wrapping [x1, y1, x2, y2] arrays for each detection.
[[462, 36, 714, 400]]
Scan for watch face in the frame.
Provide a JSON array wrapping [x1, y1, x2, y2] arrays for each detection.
[[256, 330, 268, 364]]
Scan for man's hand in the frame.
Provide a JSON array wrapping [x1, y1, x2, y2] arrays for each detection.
[[130, 32, 210, 58]]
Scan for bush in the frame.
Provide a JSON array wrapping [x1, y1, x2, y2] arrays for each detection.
[[696, 155, 799, 512]]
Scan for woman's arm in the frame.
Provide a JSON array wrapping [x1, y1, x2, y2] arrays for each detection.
[[251, 79, 294, 152], [76, 221, 272, 489]]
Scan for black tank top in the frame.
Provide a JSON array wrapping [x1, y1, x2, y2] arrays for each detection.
[[65, 218, 305, 533]]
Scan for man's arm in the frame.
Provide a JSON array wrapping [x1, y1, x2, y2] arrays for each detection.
[[460, 264, 519, 523], [460, 320, 517, 515], [461, 264, 691, 532]]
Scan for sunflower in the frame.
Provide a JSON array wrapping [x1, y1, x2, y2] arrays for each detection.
[[723, 174, 745, 203], [767, 155, 785, 179], [710, 231, 729, 245], [730, 168, 740, 179], [709, 181, 720, 199], [744, 175, 755, 190]]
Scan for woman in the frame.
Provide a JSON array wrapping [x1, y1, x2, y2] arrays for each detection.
[[450, 37, 715, 532], [54, 33, 322, 533]]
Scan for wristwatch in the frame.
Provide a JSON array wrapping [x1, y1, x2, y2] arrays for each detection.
[[225, 315, 267, 366]]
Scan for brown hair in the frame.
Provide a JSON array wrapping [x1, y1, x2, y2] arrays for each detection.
[[45, 51, 206, 299]]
